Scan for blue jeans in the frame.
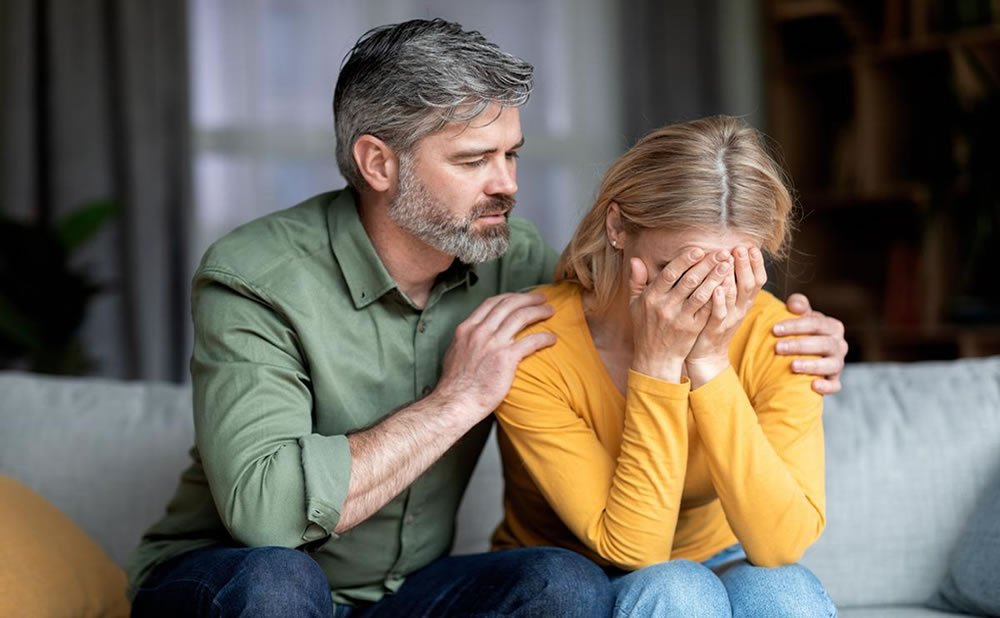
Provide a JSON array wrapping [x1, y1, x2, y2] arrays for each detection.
[[610, 545, 837, 617], [132, 544, 614, 617]]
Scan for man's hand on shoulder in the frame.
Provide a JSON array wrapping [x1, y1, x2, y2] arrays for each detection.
[[772, 292, 848, 396], [436, 292, 556, 418]]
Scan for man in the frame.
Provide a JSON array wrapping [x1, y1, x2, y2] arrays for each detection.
[[128, 18, 848, 616]]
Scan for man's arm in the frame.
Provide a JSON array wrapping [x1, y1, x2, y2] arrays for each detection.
[[193, 268, 553, 545], [334, 292, 555, 533], [773, 293, 849, 395]]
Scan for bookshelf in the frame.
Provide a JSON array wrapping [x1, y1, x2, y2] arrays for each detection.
[[764, 0, 1000, 362]]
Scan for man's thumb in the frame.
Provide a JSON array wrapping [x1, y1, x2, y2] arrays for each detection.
[[786, 292, 811, 315]]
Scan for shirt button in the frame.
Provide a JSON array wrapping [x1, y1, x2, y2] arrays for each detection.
[[404, 514, 416, 525], [417, 320, 427, 333]]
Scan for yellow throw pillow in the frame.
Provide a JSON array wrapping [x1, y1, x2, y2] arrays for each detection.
[[0, 475, 129, 617]]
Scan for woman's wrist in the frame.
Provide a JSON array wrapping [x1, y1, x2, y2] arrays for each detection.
[[685, 356, 730, 389], [632, 356, 686, 384]]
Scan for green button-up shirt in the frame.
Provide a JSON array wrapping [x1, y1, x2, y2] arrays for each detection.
[[126, 189, 557, 605]]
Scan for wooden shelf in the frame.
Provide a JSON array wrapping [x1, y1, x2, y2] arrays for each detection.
[[772, 0, 846, 23], [765, 0, 1000, 362], [786, 23, 1000, 76], [799, 184, 931, 211], [875, 24, 1000, 60]]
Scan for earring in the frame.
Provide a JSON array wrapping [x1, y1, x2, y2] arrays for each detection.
[[611, 239, 618, 249]]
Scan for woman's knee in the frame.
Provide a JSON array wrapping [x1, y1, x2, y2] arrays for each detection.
[[613, 560, 731, 617], [520, 547, 615, 616], [720, 561, 836, 618]]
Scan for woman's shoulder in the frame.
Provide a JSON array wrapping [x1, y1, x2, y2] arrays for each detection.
[[746, 289, 796, 329], [511, 281, 596, 377], [519, 281, 587, 334], [530, 280, 583, 306], [732, 290, 795, 363]]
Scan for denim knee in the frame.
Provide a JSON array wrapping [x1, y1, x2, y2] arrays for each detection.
[[613, 559, 731, 617], [216, 546, 332, 617], [520, 547, 615, 616], [719, 561, 836, 618]]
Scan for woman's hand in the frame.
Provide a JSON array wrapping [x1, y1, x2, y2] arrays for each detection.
[[628, 249, 733, 383], [686, 246, 768, 388]]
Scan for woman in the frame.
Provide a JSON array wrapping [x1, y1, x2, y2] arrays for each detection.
[[493, 116, 836, 616]]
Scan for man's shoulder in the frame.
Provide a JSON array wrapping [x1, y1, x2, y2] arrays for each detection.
[[482, 216, 557, 290], [504, 216, 547, 255], [196, 190, 343, 287]]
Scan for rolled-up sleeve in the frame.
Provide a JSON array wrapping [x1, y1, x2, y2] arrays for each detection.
[[299, 434, 352, 539], [192, 269, 351, 547]]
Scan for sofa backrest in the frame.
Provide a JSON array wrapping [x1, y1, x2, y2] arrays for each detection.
[[2, 355, 999, 610], [0, 372, 193, 566], [800, 356, 1000, 608]]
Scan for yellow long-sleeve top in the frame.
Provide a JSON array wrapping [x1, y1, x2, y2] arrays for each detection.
[[492, 281, 826, 571]]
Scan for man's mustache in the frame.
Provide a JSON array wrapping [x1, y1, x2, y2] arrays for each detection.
[[471, 195, 516, 219]]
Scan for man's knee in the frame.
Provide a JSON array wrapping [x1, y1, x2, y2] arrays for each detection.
[[512, 547, 615, 615], [613, 559, 731, 616], [218, 547, 332, 616], [721, 562, 836, 618]]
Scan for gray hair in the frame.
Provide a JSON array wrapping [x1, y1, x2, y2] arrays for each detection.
[[333, 18, 534, 189]]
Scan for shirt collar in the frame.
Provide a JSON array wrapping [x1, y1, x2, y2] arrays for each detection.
[[327, 189, 478, 310]]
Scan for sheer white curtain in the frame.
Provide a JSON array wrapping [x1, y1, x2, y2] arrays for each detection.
[[188, 0, 624, 268]]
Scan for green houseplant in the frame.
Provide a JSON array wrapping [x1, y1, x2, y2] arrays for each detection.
[[0, 201, 117, 374]]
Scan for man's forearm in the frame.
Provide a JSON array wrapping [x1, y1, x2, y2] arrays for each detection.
[[334, 291, 558, 533], [334, 392, 480, 533]]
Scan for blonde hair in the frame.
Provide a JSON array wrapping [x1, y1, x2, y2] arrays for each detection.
[[556, 115, 795, 314]]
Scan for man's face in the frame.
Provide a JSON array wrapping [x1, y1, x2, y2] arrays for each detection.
[[388, 104, 523, 264]]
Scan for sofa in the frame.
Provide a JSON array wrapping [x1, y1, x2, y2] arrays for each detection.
[[1, 356, 999, 616]]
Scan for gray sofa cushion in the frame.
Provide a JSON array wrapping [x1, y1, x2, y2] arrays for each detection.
[[2, 355, 999, 617], [801, 357, 1000, 609], [928, 463, 1000, 616], [839, 607, 964, 618], [0, 372, 193, 566]]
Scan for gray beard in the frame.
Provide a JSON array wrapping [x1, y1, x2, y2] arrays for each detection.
[[388, 160, 513, 264]]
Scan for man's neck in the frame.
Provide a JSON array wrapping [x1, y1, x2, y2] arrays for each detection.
[[356, 192, 454, 308]]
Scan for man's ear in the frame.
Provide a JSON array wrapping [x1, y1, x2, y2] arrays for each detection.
[[605, 201, 625, 246], [353, 135, 398, 193]]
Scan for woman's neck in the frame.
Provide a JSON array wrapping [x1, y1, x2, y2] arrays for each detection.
[[582, 284, 688, 387], [583, 285, 633, 355]]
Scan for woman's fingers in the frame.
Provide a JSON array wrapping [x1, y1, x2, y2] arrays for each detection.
[[733, 245, 765, 308], [682, 256, 731, 313], [711, 286, 728, 322], [749, 246, 768, 288], [628, 258, 649, 303], [733, 246, 755, 306], [725, 271, 737, 311], [647, 247, 705, 297]]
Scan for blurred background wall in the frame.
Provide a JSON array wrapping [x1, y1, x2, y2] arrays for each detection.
[[2, 0, 998, 383]]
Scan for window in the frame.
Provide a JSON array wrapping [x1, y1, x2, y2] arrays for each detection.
[[189, 0, 624, 265]]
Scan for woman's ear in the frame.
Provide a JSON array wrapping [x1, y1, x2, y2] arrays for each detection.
[[605, 201, 625, 248], [353, 135, 398, 193]]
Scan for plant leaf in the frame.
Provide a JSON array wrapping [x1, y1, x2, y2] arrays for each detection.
[[57, 200, 118, 253], [0, 295, 44, 351]]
